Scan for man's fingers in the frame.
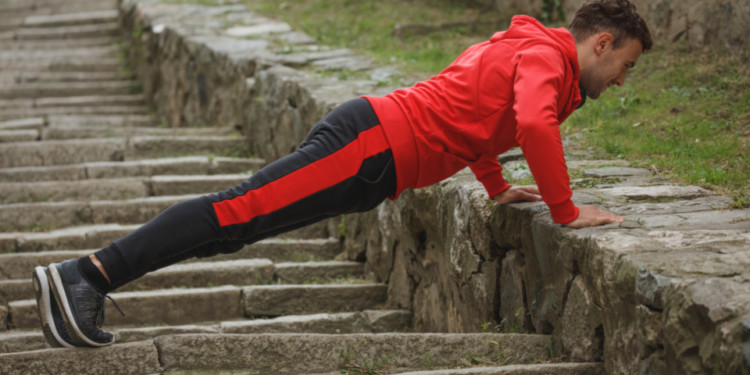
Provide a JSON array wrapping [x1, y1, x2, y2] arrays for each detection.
[[519, 185, 540, 194]]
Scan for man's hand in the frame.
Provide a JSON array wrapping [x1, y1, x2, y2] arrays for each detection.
[[493, 186, 543, 204], [564, 205, 623, 228]]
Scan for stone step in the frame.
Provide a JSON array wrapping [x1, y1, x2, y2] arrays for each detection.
[[0, 259, 364, 303], [15, 22, 119, 40], [0, 310, 412, 353], [0, 105, 149, 121], [0, 45, 119, 62], [47, 114, 159, 127], [392, 363, 604, 375], [0, 36, 119, 51], [9, 283, 387, 329], [0, 333, 555, 374], [0, 94, 146, 110], [22, 9, 119, 28], [0, 81, 138, 100], [0, 135, 248, 169], [0, 173, 251, 204], [0, 155, 265, 182], [0, 130, 37, 143], [39, 124, 237, 141], [0, 194, 200, 232], [0, 237, 340, 277], [0, 0, 117, 15], [0, 71, 133, 84], [0, 57, 122, 72]]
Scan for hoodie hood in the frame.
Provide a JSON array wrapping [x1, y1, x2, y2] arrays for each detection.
[[491, 16, 581, 98], [490, 15, 578, 62]]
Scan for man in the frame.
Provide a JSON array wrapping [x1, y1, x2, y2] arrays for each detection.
[[33, 0, 651, 348]]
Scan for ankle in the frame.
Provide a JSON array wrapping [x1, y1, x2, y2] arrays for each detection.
[[78, 255, 112, 294]]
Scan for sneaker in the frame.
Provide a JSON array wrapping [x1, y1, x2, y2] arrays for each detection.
[[46, 259, 120, 347], [32, 266, 76, 348]]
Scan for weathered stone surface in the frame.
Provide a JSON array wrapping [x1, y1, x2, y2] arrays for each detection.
[[0, 340, 160, 375], [127, 259, 274, 291], [0, 138, 126, 168], [89, 195, 198, 225], [125, 136, 247, 160], [14, 224, 136, 253], [583, 167, 652, 178], [598, 185, 713, 201], [0, 280, 32, 303], [559, 276, 603, 361], [0, 201, 91, 232], [155, 333, 551, 373], [0, 331, 47, 354], [0, 164, 87, 182], [394, 363, 604, 374], [499, 250, 526, 332], [208, 237, 341, 262], [104, 286, 243, 327], [221, 310, 410, 334], [0, 129, 38, 143], [149, 173, 250, 196], [85, 156, 212, 179], [0, 250, 92, 280], [0, 177, 148, 204], [0, 117, 45, 130], [0, 305, 7, 331], [635, 267, 674, 310], [273, 261, 364, 284], [243, 284, 387, 316], [114, 324, 219, 343]]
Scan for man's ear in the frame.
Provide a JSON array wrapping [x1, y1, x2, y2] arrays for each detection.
[[594, 32, 613, 56]]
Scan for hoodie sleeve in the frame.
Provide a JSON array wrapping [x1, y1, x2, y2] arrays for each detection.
[[469, 155, 511, 199], [512, 48, 579, 224]]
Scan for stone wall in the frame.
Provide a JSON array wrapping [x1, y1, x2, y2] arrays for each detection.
[[477, 0, 750, 50], [119, 1, 750, 374]]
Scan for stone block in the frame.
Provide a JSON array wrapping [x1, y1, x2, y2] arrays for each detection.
[[243, 284, 386, 316], [104, 286, 244, 327], [500, 250, 527, 332], [0, 305, 7, 331], [154, 333, 551, 373], [149, 173, 249, 196], [0, 341, 160, 375], [127, 259, 274, 291], [89, 195, 196, 225], [559, 276, 603, 361], [0, 201, 90, 232], [273, 261, 364, 284], [0, 280, 33, 302]]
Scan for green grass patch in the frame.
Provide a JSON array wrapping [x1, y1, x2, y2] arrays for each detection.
[[245, 0, 515, 83], [562, 43, 749, 206], [243, 1, 748, 206]]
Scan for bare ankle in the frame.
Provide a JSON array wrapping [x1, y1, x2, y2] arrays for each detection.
[[89, 254, 111, 285]]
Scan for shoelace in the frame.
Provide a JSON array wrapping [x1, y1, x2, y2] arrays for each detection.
[[94, 294, 125, 328]]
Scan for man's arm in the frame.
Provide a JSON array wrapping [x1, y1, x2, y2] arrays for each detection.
[[511, 49, 622, 228]]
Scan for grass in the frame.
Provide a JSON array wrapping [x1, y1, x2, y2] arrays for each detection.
[[563, 43, 750, 207], [241, 0, 749, 207]]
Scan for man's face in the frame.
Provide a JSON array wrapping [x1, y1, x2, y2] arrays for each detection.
[[581, 37, 643, 99]]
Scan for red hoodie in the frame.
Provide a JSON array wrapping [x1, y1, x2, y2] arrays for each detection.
[[365, 15, 583, 224]]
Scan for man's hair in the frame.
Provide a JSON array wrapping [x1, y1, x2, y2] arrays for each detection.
[[569, 0, 652, 52]]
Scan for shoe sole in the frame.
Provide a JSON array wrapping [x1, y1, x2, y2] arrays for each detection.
[[32, 266, 75, 348], [46, 263, 115, 347]]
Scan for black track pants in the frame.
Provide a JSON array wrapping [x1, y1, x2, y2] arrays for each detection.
[[94, 98, 397, 290]]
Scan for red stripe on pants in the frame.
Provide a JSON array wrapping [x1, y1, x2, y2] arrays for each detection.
[[212, 125, 390, 227]]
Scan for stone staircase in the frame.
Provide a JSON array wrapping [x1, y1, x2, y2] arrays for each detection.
[[0, 0, 604, 374]]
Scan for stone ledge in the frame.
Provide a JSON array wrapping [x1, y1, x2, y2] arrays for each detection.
[[348, 167, 749, 374]]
